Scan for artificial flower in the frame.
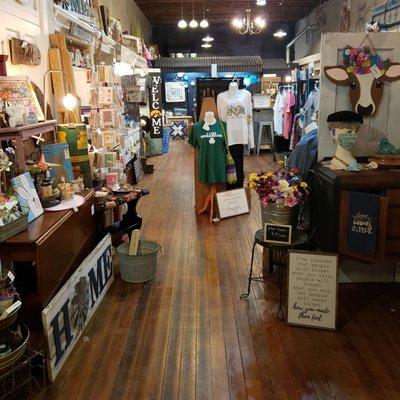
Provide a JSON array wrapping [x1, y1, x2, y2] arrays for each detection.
[[278, 180, 289, 190], [300, 182, 308, 188], [284, 196, 298, 208]]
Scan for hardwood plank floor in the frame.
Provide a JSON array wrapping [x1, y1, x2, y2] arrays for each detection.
[[44, 141, 400, 400]]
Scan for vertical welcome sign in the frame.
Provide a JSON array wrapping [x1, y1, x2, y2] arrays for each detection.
[[148, 71, 163, 138], [42, 234, 113, 381]]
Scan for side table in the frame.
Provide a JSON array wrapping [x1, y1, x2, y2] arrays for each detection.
[[240, 229, 308, 319]]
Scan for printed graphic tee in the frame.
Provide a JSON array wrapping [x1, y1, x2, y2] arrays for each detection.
[[189, 121, 227, 184]]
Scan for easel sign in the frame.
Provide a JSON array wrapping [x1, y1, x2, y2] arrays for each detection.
[[264, 223, 292, 244], [216, 188, 249, 219], [287, 251, 338, 330]]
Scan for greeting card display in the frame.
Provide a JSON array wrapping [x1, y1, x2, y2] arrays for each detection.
[[11, 172, 43, 223]]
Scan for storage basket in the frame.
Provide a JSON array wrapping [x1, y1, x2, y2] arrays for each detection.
[[0, 214, 28, 243], [117, 240, 159, 283]]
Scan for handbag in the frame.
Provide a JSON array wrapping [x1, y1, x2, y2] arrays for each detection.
[[219, 121, 237, 185]]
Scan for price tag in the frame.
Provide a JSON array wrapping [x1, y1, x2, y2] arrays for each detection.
[[7, 271, 15, 283], [371, 65, 383, 79]]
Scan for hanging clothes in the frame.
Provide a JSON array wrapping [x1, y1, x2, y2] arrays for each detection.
[[290, 113, 304, 150], [303, 89, 320, 128], [273, 91, 285, 136], [283, 90, 296, 140]]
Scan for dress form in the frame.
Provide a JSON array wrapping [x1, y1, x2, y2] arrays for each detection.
[[203, 111, 217, 130]]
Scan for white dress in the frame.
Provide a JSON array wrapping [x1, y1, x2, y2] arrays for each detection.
[[217, 90, 254, 148], [273, 92, 285, 136]]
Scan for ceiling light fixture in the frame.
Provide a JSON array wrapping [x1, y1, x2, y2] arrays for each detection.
[[232, 8, 266, 35], [256, 0, 267, 5], [189, 0, 198, 28], [201, 43, 212, 48], [274, 29, 287, 38], [200, 2, 209, 28], [202, 34, 214, 42], [177, 0, 187, 29]]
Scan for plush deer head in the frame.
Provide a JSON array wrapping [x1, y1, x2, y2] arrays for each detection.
[[324, 46, 400, 116]]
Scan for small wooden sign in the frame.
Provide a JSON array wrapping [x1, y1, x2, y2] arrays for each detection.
[[216, 188, 249, 219], [287, 251, 338, 330], [264, 223, 292, 244]]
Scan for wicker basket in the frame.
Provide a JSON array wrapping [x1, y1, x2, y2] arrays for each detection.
[[0, 214, 28, 243]]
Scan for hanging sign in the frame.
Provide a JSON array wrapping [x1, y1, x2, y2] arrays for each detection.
[[287, 250, 338, 330], [57, 0, 90, 18], [264, 223, 292, 244], [69, 22, 94, 44], [216, 189, 249, 219], [148, 72, 163, 138], [42, 234, 113, 381]]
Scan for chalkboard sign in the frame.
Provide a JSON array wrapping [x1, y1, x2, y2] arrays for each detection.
[[216, 189, 249, 219], [287, 251, 338, 330], [264, 223, 292, 244]]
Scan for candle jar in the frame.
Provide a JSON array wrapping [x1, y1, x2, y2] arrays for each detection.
[[40, 179, 53, 198]]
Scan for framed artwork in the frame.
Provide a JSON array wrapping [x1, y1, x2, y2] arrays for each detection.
[[100, 109, 115, 127], [165, 81, 186, 103], [287, 251, 338, 331], [11, 172, 44, 223], [102, 130, 116, 148], [253, 94, 271, 109], [98, 87, 113, 105], [0, 76, 44, 121]]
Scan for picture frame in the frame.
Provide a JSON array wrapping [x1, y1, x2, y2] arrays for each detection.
[[165, 81, 186, 103], [287, 250, 338, 331], [253, 94, 271, 109]]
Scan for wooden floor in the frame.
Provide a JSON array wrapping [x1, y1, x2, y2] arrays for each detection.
[[45, 141, 400, 400]]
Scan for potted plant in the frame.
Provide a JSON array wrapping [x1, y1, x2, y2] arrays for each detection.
[[249, 166, 309, 229], [0, 286, 15, 315]]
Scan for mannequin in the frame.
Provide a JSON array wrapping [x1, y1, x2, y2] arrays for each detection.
[[327, 111, 377, 171], [203, 111, 217, 131], [217, 81, 254, 189]]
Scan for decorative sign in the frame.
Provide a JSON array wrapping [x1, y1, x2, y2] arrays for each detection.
[[42, 234, 113, 381], [216, 188, 250, 219], [253, 94, 271, 109], [149, 72, 163, 139], [287, 251, 338, 330], [57, 0, 90, 18], [69, 22, 94, 44], [264, 223, 292, 244], [165, 81, 186, 103]]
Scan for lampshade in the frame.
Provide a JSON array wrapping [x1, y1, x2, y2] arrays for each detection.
[[200, 19, 209, 28], [178, 19, 188, 29], [189, 19, 198, 28], [274, 29, 287, 38]]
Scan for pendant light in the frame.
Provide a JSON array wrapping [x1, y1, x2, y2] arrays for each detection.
[[200, 2, 209, 28], [274, 29, 287, 38], [189, 0, 198, 28], [202, 34, 214, 42], [201, 43, 212, 49], [178, 0, 187, 29]]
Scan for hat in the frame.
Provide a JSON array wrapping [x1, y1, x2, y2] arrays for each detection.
[[327, 111, 363, 124]]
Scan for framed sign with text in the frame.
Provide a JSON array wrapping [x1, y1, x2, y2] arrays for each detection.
[[287, 250, 338, 330], [216, 189, 249, 219], [264, 223, 292, 244]]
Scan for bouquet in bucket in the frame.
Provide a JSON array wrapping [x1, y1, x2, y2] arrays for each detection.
[[249, 167, 309, 208]]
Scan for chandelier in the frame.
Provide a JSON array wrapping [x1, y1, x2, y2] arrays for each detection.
[[232, 8, 266, 35]]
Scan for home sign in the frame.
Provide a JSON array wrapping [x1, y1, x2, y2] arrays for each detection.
[[42, 234, 113, 381]]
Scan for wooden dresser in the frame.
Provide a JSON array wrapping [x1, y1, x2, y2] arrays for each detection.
[[311, 165, 400, 257], [0, 190, 97, 311]]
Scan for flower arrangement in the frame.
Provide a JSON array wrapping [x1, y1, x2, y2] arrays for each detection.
[[249, 167, 309, 208], [342, 46, 388, 76]]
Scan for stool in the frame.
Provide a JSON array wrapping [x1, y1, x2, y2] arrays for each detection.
[[256, 121, 275, 156], [240, 229, 308, 319]]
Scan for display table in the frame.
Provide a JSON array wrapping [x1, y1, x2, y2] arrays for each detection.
[[0, 120, 58, 172], [0, 189, 96, 308], [311, 164, 400, 256]]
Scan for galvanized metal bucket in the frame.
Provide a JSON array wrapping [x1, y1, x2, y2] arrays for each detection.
[[261, 203, 299, 229], [117, 240, 160, 283]]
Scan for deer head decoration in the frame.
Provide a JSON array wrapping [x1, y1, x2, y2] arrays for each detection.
[[324, 46, 400, 116]]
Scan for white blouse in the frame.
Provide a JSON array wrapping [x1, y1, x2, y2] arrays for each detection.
[[217, 90, 254, 148]]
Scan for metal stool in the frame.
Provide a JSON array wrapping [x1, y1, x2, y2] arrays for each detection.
[[240, 229, 308, 320], [256, 121, 275, 156]]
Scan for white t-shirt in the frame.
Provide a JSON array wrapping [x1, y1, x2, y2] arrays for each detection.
[[217, 90, 254, 148], [273, 92, 285, 136]]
